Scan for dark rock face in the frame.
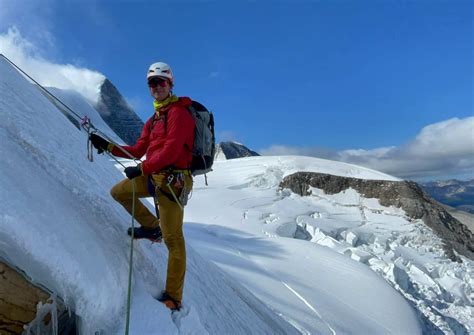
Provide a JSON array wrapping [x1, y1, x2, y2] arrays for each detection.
[[216, 142, 260, 160], [280, 172, 474, 262], [95, 79, 144, 145]]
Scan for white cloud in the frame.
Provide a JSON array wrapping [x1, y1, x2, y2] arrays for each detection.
[[0, 27, 105, 103], [402, 118, 474, 158], [259, 145, 336, 159], [260, 117, 474, 180]]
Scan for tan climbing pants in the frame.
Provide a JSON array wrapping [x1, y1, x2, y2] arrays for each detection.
[[152, 173, 193, 302], [110, 172, 192, 302]]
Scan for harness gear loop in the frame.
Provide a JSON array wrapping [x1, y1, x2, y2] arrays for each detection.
[[163, 173, 183, 210], [166, 174, 175, 186], [80, 116, 94, 162]]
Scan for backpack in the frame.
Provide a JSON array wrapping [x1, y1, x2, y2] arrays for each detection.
[[149, 100, 215, 176], [187, 100, 215, 176]]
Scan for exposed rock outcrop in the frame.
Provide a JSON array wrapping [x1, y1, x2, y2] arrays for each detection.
[[280, 172, 474, 262], [0, 262, 76, 334]]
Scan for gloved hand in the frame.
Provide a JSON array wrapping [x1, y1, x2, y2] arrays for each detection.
[[89, 133, 110, 153], [124, 164, 142, 179]]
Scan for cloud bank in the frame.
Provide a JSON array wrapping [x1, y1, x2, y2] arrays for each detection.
[[261, 117, 474, 180], [0, 27, 105, 103]]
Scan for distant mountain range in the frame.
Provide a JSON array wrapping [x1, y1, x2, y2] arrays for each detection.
[[420, 179, 474, 214]]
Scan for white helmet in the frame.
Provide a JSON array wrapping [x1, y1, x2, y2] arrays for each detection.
[[147, 62, 173, 82]]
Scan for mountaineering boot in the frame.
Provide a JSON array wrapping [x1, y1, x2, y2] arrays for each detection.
[[127, 226, 162, 242], [156, 291, 182, 311]]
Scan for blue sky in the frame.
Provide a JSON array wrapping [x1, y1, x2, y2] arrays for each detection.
[[1, 0, 472, 180]]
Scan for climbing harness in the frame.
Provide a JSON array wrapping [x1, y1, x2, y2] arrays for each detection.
[[150, 169, 192, 211]]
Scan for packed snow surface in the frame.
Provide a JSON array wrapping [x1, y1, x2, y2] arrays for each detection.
[[186, 157, 473, 334]]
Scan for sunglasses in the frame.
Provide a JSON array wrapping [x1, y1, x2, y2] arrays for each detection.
[[148, 77, 169, 88]]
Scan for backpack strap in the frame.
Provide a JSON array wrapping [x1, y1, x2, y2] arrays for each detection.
[[148, 113, 167, 134], [148, 114, 158, 133]]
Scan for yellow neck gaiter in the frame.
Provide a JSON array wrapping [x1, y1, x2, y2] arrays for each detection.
[[154, 95, 179, 116]]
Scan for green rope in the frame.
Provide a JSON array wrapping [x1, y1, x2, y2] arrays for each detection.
[[125, 179, 136, 334]]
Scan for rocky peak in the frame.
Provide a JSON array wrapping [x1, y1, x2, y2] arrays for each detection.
[[280, 172, 474, 262], [215, 141, 260, 160], [94, 78, 144, 145]]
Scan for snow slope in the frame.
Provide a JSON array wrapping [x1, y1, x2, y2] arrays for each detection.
[[186, 158, 421, 334], [0, 57, 297, 334], [186, 157, 473, 334]]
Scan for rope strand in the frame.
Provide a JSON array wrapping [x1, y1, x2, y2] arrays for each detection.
[[124, 180, 136, 334]]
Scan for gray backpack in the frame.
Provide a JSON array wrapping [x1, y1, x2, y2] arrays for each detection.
[[148, 100, 215, 177], [188, 101, 215, 176]]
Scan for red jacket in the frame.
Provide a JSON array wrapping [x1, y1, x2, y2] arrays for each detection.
[[112, 97, 195, 175]]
